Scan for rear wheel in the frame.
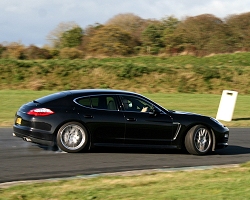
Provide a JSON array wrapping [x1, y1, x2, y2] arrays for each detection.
[[185, 125, 212, 155], [56, 122, 88, 153]]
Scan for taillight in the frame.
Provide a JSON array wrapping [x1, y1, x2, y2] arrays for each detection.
[[27, 108, 54, 116]]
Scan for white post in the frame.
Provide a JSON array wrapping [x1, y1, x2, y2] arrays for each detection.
[[216, 90, 238, 122]]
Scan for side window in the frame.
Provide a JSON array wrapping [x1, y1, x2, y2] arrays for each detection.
[[76, 95, 117, 110], [106, 96, 117, 110], [77, 97, 91, 107], [91, 97, 99, 109], [121, 96, 153, 113]]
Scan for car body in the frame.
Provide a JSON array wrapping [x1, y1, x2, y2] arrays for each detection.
[[13, 89, 229, 155]]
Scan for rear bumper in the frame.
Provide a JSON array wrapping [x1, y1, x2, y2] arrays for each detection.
[[13, 125, 55, 146]]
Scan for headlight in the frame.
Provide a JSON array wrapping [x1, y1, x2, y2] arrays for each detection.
[[210, 117, 224, 127]]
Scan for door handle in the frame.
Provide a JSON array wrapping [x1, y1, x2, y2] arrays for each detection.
[[84, 115, 93, 118], [126, 118, 136, 121]]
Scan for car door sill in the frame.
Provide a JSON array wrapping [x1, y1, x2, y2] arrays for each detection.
[[93, 143, 178, 149]]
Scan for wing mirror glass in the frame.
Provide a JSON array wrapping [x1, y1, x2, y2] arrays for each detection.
[[149, 107, 161, 116]]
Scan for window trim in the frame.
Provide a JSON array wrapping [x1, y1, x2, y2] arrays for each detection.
[[73, 94, 119, 111]]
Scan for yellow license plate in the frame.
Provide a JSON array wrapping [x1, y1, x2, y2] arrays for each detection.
[[16, 117, 22, 125]]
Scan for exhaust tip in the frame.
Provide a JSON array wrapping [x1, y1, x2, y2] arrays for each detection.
[[13, 133, 16, 137], [23, 137, 32, 142]]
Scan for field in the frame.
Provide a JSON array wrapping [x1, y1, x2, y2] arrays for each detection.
[[1, 162, 250, 199], [1, 90, 250, 127]]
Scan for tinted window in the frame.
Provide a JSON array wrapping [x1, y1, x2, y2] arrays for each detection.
[[76, 95, 117, 110], [77, 97, 91, 107], [120, 95, 154, 112]]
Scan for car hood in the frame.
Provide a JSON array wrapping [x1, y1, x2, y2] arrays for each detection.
[[168, 110, 204, 117]]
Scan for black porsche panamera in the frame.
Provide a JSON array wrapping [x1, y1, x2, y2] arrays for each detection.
[[13, 89, 229, 155]]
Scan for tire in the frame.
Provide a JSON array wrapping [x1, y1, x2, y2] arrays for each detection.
[[56, 122, 88, 153], [185, 125, 212, 155]]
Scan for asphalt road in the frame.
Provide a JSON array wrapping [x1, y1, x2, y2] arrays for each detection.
[[0, 127, 250, 183]]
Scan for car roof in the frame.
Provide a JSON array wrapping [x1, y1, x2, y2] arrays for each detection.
[[67, 89, 139, 96]]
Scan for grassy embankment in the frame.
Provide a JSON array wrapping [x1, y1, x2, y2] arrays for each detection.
[[1, 162, 250, 199], [1, 53, 250, 94]]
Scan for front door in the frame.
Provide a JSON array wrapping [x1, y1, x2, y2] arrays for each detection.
[[120, 95, 173, 145]]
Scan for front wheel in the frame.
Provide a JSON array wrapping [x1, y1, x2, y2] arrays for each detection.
[[185, 125, 212, 155], [56, 122, 88, 153]]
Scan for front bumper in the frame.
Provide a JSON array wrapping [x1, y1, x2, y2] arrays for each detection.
[[216, 142, 228, 149], [215, 127, 229, 149]]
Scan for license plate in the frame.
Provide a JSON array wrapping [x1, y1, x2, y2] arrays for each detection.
[[16, 117, 22, 125]]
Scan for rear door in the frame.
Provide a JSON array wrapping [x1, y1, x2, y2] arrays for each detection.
[[75, 95, 126, 144]]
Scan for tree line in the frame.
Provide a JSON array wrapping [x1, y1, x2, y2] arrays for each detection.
[[1, 12, 250, 59]]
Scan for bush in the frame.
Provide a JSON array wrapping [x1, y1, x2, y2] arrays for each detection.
[[117, 62, 150, 78], [59, 48, 84, 59], [1, 42, 25, 59], [193, 65, 220, 81], [23, 45, 52, 59]]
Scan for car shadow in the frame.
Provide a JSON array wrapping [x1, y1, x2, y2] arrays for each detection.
[[213, 145, 250, 155], [38, 145, 186, 154], [88, 147, 186, 155], [37, 144, 250, 156], [37, 144, 60, 152]]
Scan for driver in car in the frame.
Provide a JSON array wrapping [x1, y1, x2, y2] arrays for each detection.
[[122, 99, 148, 112]]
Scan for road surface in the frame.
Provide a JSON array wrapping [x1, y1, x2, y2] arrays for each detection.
[[0, 127, 249, 183]]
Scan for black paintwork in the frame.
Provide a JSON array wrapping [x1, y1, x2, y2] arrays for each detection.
[[13, 89, 229, 151]]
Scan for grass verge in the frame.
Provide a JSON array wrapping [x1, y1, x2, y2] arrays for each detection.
[[0, 162, 250, 199], [1, 90, 250, 127]]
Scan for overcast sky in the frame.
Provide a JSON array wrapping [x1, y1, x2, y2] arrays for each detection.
[[1, 0, 250, 46]]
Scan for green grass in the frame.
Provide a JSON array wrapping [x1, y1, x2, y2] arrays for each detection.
[[1, 90, 250, 127], [1, 162, 250, 199]]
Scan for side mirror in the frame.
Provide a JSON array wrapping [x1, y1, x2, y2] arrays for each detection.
[[149, 108, 160, 116]]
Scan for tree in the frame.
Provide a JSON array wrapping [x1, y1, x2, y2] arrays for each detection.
[[46, 21, 79, 48], [140, 17, 180, 55], [60, 26, 83, 48], [225, 12, 250, 51], [0, 44, 6, 58], [173, 14, 227, 55], [161, 16, 180, 53], [106, 13, 144, 32], [59, 47, 84, 59], [1, 42, 25, 59], [79, 23, 103, 53], [23, 45, 52, 59], [87, 25, 133, 56], [106, 13, 146, 47], [141, 21, 166, 54]]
